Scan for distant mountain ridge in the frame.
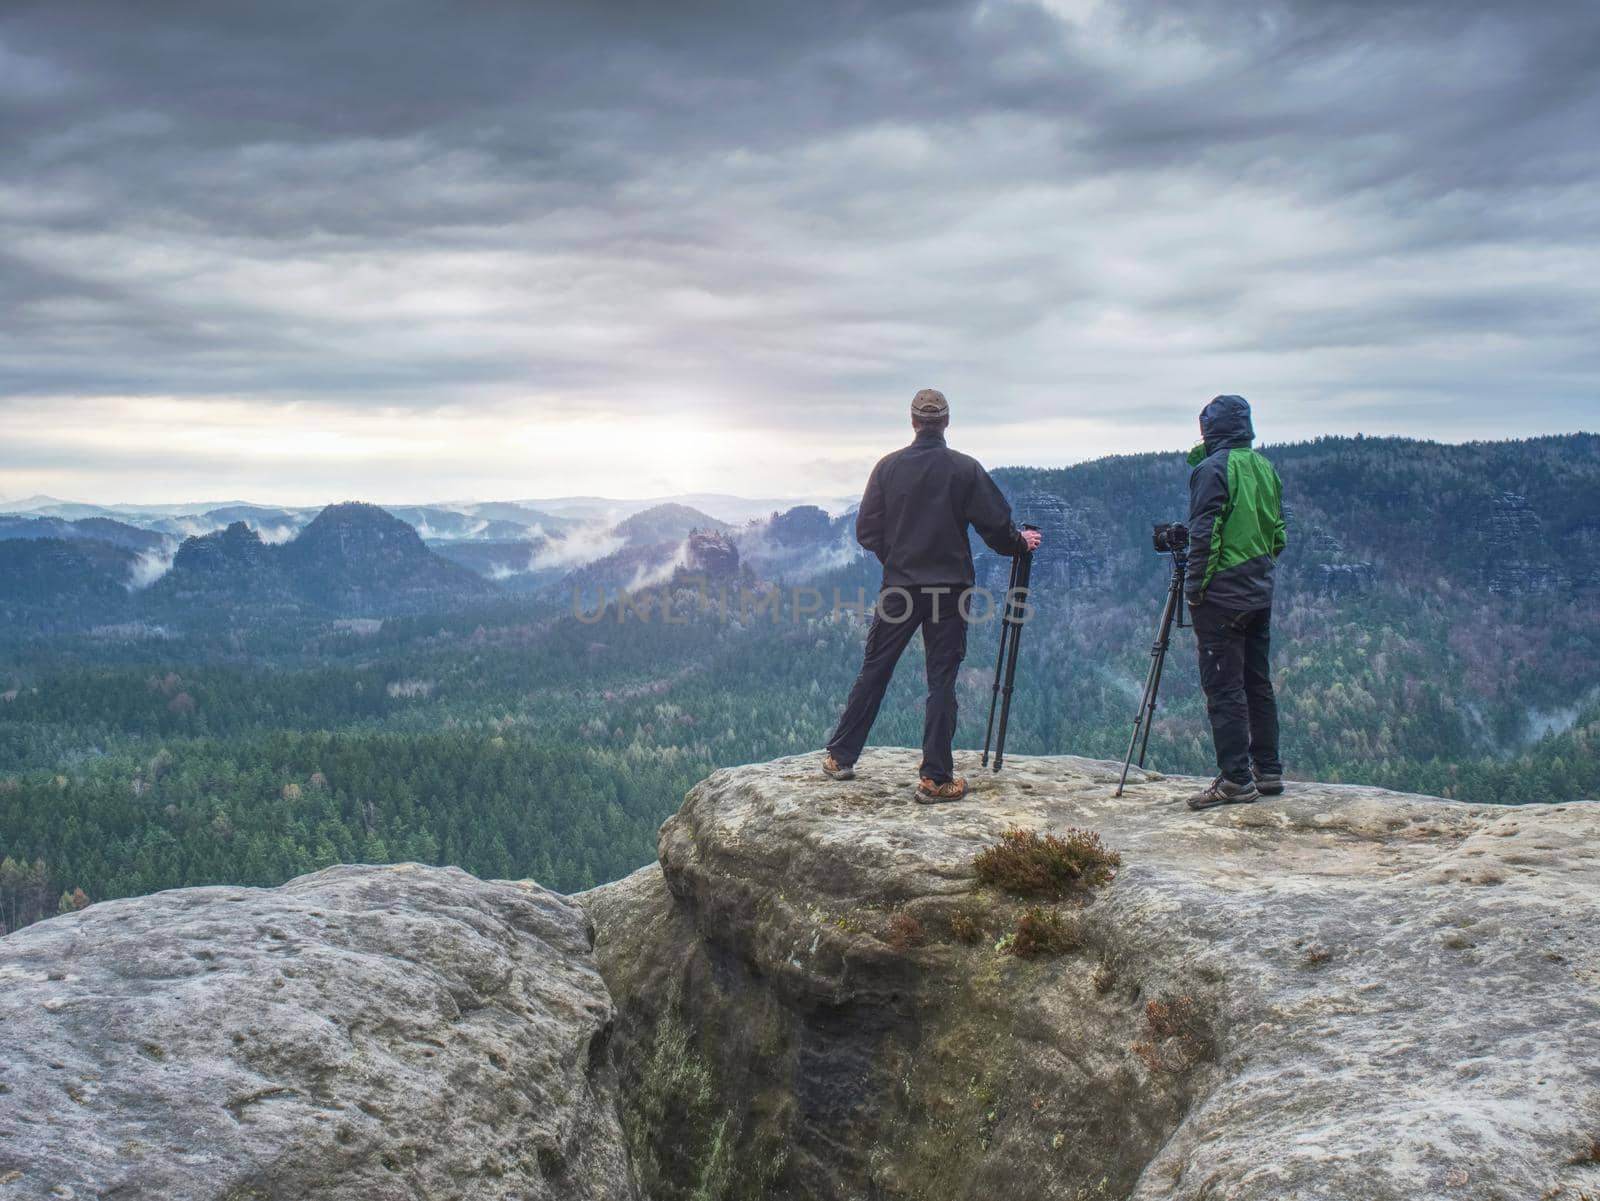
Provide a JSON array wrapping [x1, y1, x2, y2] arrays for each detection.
[[282, 503, 491, 611], [0, 515, 170, 553], [0, 503, 493, 621], [151, 504, 492, 615], [612, 503, 729, 548], [985, 431, 1600, 603], [508, 492, 854, 524], [5, 434, 1596, 630], [0, 492, 851, 531]]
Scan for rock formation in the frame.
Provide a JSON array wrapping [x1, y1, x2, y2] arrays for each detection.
[[1486, 492, 1567, 596], [3, 757, 1598, 1201], [975, 491, 1106, 596], [581, 750, 1600, 1201], [684, 528, 741, 582], [1315, 560, 1377, 596], [0, 864, 637, 1201], [165, 520, 294, 602]]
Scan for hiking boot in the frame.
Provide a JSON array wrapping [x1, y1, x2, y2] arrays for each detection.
[[1185, 775, 1260, 811], [915, 776, 968, 804], [822, 755, 855, 781], [1252, 769, 1284, 796]]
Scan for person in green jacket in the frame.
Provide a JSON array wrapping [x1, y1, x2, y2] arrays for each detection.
[[1183, 394, 1288, 810]]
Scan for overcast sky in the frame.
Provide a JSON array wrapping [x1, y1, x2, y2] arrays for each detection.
[[2, 0, 1597, 506]]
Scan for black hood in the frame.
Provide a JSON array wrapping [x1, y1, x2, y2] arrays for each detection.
[[1200, 394, 1255, 454]]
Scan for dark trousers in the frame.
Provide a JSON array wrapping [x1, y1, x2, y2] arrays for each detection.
[[1191, 601, 1282, 784], [827, 586, 969, 783]]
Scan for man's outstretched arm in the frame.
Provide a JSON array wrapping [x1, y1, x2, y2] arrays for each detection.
[[969, 466, 1037, 555]]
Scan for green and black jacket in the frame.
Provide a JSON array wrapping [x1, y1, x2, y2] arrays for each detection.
[[1185, 394, 1287, 610]]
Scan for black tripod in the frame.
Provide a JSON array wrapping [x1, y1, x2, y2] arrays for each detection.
[[982, 527, 1036, 772], [1114, 550, 1188, 796]]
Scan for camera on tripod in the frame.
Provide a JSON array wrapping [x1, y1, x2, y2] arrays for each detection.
[[1151, 521, 1189, 555]]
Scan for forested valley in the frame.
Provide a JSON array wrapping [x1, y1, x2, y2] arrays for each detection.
[[2, 433, 1597, 932]]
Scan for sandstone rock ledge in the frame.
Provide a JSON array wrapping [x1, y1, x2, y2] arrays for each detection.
[[0, 864, 638, 1201], [582, 748, 1600, 1201]]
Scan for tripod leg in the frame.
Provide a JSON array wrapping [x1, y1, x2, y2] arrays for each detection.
[[1137, 625, 1172, 767], [1137, 643, 1168, 767], [1115, 636, 1166, 796], [992, 552, 1031, 772], [983, 557, 1021, 766], [992, 619, 1023, 771], [1115, 567, 1183, 797], [1140, 559, 1186, 765]]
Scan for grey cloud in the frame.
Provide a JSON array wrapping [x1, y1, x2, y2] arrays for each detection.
[[0, 0, 1597, 457]]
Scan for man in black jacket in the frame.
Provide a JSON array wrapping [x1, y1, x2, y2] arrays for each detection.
[[822, 389, 1041, 803]]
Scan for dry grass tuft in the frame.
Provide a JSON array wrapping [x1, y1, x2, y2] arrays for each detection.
[[1010, 907, 1080, 958], [1091, 960, 1116, 994], [1131, 994, 1212, 1074], [973, 829, 1122, 900], [1143, 997, 1191, 1039], [886, 911, 925, 951], [947, 910, 984, 946]]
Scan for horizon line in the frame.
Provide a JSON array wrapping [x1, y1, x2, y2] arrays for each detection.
[[3, 428, 1595, 512]]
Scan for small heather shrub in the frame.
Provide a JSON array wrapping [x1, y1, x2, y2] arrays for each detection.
[[973, 829, 1122, 900], [886, 911, 925, 951], [1131, 994, 1210, 1074], [1091, 960, 1116, 994], [1010, 907, 1080, 958], [948, 910, 983, 945]]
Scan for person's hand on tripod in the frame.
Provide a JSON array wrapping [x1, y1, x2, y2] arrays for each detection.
[[1020, 528, 1042, 552]]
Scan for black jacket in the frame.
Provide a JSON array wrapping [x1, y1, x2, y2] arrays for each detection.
[[855, 430, 1026, 587]]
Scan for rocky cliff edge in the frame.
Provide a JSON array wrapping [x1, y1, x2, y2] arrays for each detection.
[[0, 864, 637, 1201], [583, 749, 1600, 1201], [2, 753, 1597, 1201]]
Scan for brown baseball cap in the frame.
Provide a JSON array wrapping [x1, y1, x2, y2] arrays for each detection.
[[911, 388, 949, 419]]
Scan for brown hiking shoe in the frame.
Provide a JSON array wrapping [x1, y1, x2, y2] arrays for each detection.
[[915, 776, 968, 804], [1185, 775, 1260, 811], [822, 755, 855, 781], [1252, 769, 1284, 796]]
